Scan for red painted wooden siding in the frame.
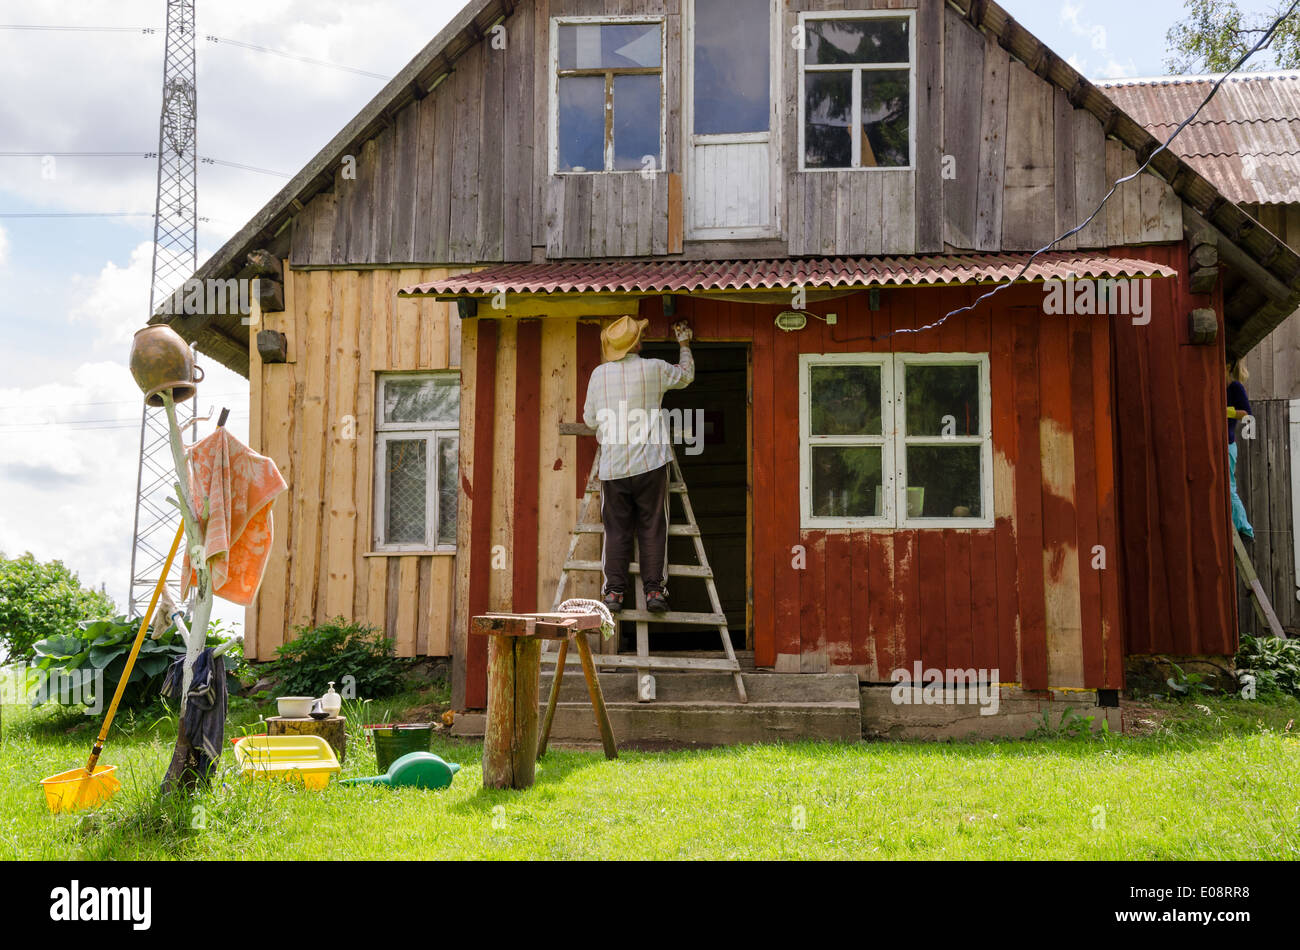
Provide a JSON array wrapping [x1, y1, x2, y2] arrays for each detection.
[[1107, 243, 1234, 657]]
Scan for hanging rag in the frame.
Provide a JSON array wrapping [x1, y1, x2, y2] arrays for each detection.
[[160, 647, 228, 780], [182, 427, 287, 605]]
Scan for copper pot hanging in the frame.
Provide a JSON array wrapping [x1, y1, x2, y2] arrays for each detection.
[[129, 325, 204, 407]]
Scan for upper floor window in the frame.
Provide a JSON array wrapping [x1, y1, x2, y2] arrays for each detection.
[[798, 11, 914, 170], [799, 353, 992, 529], [374, 373, 460, 552], [552, 18, 665, 174]]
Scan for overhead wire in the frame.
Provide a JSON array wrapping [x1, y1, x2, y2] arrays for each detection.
[[875, 0, 1300, 343]]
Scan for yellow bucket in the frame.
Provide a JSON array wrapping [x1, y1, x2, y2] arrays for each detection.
[[40, 765, 122, 814], [234, 735, 340, 790]]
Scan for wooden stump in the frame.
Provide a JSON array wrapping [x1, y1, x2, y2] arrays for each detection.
[[267, 716, 348, 763], [483, 636, 541, 789]]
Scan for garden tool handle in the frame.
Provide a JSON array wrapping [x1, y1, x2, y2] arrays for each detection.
[[82, 519, 187, 775]]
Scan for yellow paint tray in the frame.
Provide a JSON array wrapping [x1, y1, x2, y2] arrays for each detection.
[[234, 735, 341, 790]]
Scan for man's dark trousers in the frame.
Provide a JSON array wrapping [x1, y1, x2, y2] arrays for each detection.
[[600, 463, 670, 596]]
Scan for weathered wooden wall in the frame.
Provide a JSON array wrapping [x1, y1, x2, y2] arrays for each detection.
[[452, 279, 1134, 706], [287, 0, 1183, 269], [246, 265, 462, 661], [1234, 398, 1300, 636], [1110, 242, 1236, 658], [1241, 204, 1300, 400]]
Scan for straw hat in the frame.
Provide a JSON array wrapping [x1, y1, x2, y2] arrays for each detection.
[[601, 315, 649, 363]]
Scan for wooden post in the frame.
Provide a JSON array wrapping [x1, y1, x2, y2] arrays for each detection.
[[267, 716, 348, 763], [575, 634, 618, 761], [536, 638, 568, 758], [483, 636, 540, 789]]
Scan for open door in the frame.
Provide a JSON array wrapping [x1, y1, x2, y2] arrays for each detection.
[[685, 0, 779, 239]]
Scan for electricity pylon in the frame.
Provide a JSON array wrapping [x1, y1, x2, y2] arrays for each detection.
[[128, 0, 199, 616]]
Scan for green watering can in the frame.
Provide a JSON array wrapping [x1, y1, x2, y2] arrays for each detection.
[[339, 752, 461, 791]]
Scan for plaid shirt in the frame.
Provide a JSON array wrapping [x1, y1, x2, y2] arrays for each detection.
[[583, 347, 695, 480]]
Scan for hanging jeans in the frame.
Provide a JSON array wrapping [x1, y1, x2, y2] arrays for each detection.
[[1228, 441, 1254, 539]]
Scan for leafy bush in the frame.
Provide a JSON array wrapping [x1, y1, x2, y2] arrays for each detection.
[[264, 618, 408, 700], [28, 615, 239, 711], [0, 553, 116, 661], [1236, 634, 1300, 699]]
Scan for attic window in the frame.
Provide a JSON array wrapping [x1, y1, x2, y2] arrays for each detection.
[[552, 18, 665, 174], [799, 11, 914, 171]]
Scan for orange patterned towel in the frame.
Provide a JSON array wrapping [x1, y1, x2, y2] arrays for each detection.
[[182, 428, 287, 606]]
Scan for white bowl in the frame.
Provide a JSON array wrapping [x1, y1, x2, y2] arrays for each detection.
[[277, 696, 314, 719]]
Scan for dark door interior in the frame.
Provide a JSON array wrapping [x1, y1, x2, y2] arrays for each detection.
[[627, 343, 748, 652]]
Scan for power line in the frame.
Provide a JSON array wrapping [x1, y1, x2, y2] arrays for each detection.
[[0, 25, 157, 33], [0, 211, 156, 218], [1, 151, 290, 177], [204, 34, 392, 80], [878, 0, 1300, 344], [0, 394, 245, 411]]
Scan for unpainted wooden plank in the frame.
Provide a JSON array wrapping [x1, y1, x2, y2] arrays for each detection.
[[449, 43, 484, 262], [503, 2, 535, 261], [390, 104, 420, 263], [1053, 88, 1077, 251], [913, 0, 943, 252], [477, 22, 506, 262], [1002, 60, 1054, 252], [1073, 109, 1107, 248], [942, 6, 984, 250], [975, 36, 1009, 251]]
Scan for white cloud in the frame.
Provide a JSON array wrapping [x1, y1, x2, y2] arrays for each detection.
[[0, 224, 8, 267], [67, 241, 154, 347]]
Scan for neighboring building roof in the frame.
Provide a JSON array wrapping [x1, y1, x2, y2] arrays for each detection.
[[397, 253, 1177, 298], [1099, 72, 1300, 205]]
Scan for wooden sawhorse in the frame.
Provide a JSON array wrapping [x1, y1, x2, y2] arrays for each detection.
[[471, 611, 617, 790]]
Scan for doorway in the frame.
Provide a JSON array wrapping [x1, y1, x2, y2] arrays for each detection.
[[629, 343, 749, 653]]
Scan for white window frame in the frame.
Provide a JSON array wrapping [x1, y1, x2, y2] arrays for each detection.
[[799, 352, 993, 530], [683, 0, 783, 240], [549, 14, 668, 176], [796, 9, 917, 173], [373, 372, 460, 553], [800, 352, 895, 530]]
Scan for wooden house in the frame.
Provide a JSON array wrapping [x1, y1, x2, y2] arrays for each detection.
[[157, 0, 1300, 737]]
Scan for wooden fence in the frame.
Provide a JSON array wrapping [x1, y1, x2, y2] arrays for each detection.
[[1234, 398, 1300, 636]]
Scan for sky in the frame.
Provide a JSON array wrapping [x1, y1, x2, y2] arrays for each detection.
[[0, 0, 1287, 635]]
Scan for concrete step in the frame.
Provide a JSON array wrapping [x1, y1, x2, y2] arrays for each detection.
[[539, 670, 860, 705], [543, 700, 862, 747]]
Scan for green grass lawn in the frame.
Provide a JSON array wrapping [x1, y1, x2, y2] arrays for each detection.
[[3, 690, 1299, 860]]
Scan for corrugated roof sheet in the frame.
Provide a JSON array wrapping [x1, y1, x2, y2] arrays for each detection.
[[398, 253, 1177, 297], [1099, 72, 1300, 205]]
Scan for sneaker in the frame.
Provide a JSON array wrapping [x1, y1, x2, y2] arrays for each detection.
[[602, 590, 624, 613], [646, 590, 669, 614]]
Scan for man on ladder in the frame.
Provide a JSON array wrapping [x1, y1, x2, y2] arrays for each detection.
[[583, 315, 695, 616]]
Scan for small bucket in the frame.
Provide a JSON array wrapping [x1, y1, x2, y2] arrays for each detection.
[[40, 765, 121, 814], [367, 724, 433, 772]]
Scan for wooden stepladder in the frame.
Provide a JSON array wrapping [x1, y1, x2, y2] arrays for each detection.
[[544, 428, 747, 703], [1233, 530, 1288, 639]]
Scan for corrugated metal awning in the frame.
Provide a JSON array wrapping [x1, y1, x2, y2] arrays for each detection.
[[397, 252, 1178, 298]]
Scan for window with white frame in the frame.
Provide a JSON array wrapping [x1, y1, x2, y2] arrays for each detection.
[[800, 353, 992, 529], [799, 11, 914, 170], [374, 373, 460, 551], [552, 17, 665, 174]]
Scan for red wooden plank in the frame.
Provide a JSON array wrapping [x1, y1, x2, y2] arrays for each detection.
[[512, 318, 542, 614], [868, 532, 895, 676], [574, 320, 602, 499], [799, 533, 827, 670], [1090, 306, 1124, 688], [824, 531, 853, 669], [944, 530, 974, 674], [849, 531, 872, 670], [894, 531, 922, 669], [751, 304, 777, 667], [466, 318, 499, 708], [989, 309, 1021, 681], [969, 528, 1000, 675], [916, 530, 947, 669], [1068, 314, 1105, 687], [772, 305, 802, 665], [1012, 307, 1048, 689]]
